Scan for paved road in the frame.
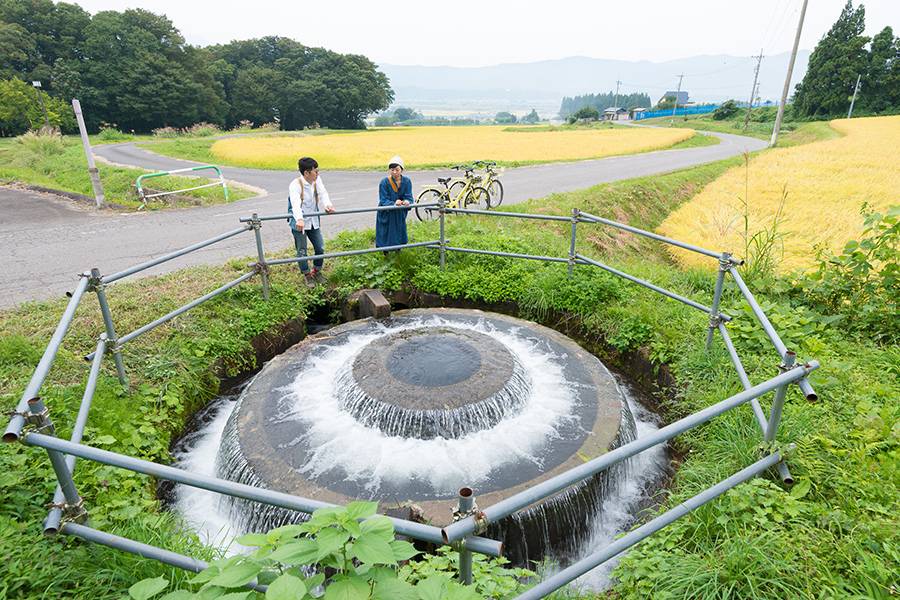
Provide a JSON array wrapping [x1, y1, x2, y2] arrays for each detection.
[[2, 132, 765, 309]]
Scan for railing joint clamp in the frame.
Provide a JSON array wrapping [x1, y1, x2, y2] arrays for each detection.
[[62, 499, 88, 524], [452, 501, 489, 535]]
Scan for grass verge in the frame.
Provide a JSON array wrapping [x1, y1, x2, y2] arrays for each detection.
[[0, 157, 895, 599], [0, 134, 256, 210], [636, 114, 840, 147]]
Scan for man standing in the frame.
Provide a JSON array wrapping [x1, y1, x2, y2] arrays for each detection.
[[289, 157, 335, 288]]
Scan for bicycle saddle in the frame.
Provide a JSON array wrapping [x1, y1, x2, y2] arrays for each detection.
[[438, 177, 451, 185]]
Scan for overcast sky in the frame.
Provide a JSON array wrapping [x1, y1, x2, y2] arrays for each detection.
[[73, 0, 899, 66]]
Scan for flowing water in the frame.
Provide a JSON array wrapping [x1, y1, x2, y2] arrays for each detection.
[[169, 318, 670, 589]]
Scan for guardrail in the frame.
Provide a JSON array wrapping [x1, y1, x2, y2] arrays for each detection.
[[135, 165, 229, 208], [4, 198, 818, 597]]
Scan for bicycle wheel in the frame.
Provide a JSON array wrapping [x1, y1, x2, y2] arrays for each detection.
[[448, 180, 466, 202], [465, 186, 490, 210], [487, 179, 504, 207], [415, 189, 442, 222]]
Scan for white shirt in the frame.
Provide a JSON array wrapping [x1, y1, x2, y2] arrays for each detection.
[[289, 176, 333, 230]]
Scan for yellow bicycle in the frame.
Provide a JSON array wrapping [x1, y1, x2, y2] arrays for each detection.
[[415, 165, 489, 222], [472, 160, 504, 207]]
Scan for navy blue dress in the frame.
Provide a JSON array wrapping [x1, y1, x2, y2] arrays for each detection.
[[376, 175, 413, 248]]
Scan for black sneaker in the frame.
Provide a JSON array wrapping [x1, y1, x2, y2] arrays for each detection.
[[304, 272, 317, 289]]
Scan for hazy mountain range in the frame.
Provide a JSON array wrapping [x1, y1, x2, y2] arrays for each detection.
[[378, 51, 811, 118]]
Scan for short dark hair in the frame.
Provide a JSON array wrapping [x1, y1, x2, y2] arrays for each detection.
[[388, 163, 401, 170], [298, 157, 318, 174]]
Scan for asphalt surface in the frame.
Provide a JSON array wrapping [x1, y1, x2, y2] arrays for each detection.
[[2, 131, 765, 309]]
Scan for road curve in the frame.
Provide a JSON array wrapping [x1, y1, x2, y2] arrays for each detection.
[[3, 132, 764, 308]]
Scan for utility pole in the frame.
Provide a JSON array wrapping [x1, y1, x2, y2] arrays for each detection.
[[744, 50, 764, 130], [670, 73, 684, 124], [31, 81, 51, 129], [770, 0, 809, 147], [72, 99, 105, 208], [613, 79, 621, 109], [847, 74, 861, 118]]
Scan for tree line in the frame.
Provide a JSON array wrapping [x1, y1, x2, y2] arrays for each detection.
[[0, 0, 393, 134], [559, 92, 650, 119], [793, 0, 899, 118]]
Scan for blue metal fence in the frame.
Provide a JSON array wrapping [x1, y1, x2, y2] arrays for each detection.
[[634, 104, 719, 120]]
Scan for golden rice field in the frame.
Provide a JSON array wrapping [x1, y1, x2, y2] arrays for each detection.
[[209, 125, 694, 169], [657, 115, 900, 273]]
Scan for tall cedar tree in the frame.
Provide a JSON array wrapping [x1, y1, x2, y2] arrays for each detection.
[[793, 0, 870, 117]]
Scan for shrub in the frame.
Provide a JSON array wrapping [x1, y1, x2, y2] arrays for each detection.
[[97, 124, 132, 142], [127, 502, 507, 599], [152, 126, 179, 138], [712, 100, 739, 120], [186, 122, 222, 137]]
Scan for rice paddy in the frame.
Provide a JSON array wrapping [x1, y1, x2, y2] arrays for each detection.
[[208, 125, 694, 170], [657, 115, 900, 273]]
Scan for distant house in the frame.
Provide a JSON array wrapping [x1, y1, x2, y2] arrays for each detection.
[[658, 90, 689, 106], [630, 107, 647, 120], [603, 107, 629, 121]]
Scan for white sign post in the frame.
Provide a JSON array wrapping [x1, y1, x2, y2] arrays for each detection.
[[72, 99, 105, 208]]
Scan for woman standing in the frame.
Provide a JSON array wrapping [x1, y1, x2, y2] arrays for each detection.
[[376, 155, 413, 251]]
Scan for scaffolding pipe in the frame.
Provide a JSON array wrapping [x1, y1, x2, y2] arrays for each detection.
[[578, 211, 731, 260], [575, 254, 731, 320], [4, 274, 90, 443], [729, 267, 817, 401], [717, 323, 793, 484], [250, 213, 270, 300], [444, 246, 570, 263], [103, 226, 250, 284], [766, 352, 796, 443], [239, 203, 439, 223], [266, 240, 441, 266], [706, 253, 730, 348], [85, 272, 256, 359], [456, 487, 475, 585], [445, 208, 572, 222], [22, 432, 503, 557], [442, 361, 818, 543], [91, 268, 127, 386], [46, 336, 107, 534], [568, 208, 579, 277], [513, 449, 791, 600]]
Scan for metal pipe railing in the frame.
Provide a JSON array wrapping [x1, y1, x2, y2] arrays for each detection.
[[444, 246, 570, 263], [575, 254, 732, 321], [445, 207, 572, 222], [45, 335, 107, 534], [4, 274, 90, 443], [85, 271, 257, 360], [578, 210, 735, 261], [22, 432, 503, 557], [103, 226, 250, 284], [239, 203, 439, 223], [266, 240, 441, 267], [135, 165, 229, 205], [442, 360, 818, 543], [513, 448, 791, 600], [728, 267, 817, 401]]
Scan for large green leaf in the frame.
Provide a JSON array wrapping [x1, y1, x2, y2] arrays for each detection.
[[268, 539, 319, 566], [128, 576, 168, 600], [345, 501, 378, 520], [315, 527, 352, 561], [236, 533, 271, 547], [267, 524, 307, 543], [218, 593, 253, 600], [444, 582, 482, 600], [209, 561, 262, 588], [323, 577, 370, 600], [389, 540, 419, 562], [350, 532, 396, 566], [158, 592, 192, 600], [265, 573, 308, 600], [359, 516, 393, 541], [415, 575, 450, 600], [372, 578, 418, 600]]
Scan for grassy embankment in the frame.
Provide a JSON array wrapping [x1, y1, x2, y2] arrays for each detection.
[[636, 111, 840, 147], [0, 134, 256, 209], [0, 139, 896, 597], [146, 124, 698, 170]]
